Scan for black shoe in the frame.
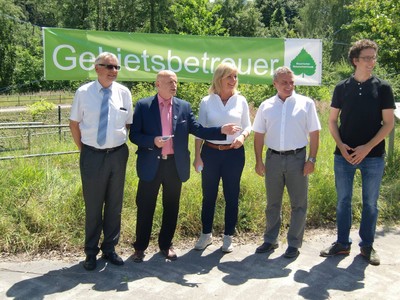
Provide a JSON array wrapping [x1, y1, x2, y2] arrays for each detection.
[[83, 255, 97, 271], [102, 251, 124, 266], [284, 246, 300, 258], [320, 242, 351, 257], [160, 248, 178, 261], [132, 250, 145, 263], [255, 242, 278, 253], [360, 246, 380, 266]]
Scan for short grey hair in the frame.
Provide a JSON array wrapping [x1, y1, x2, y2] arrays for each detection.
[[273, 66, 293, 81], [95, 52, 118, 64]]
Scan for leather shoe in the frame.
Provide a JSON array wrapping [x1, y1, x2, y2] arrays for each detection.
[[255, 242, 278, 253], [284, 246, 300, 258], [102, 251, 124, 266], [83, 255, 97, 271], [160, 248, 177, 261], [132, 250, 145, 263]]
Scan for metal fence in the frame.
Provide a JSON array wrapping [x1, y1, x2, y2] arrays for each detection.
[[0, 122, 78, 160], [0, 94, 73, 107], [0, 104, 78, 160]]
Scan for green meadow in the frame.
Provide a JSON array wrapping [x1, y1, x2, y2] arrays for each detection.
[[0, 92, 399, 255]]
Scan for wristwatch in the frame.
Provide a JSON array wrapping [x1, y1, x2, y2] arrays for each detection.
[[308, 157, 316, 164]]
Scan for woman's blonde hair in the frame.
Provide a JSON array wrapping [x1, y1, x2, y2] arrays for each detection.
[[209, 63, 238, 95]]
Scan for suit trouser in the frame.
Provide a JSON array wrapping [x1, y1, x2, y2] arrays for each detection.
[[80, 144, 129, 255], [134, 157, 182, 251], [263, 148, 308, 248], [200, 145, 245, 236]]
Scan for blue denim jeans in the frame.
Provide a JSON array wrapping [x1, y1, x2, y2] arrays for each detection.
[[334, 155, 385, 247], [201, 146, 245, 236]]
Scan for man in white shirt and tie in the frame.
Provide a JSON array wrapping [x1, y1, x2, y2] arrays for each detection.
[[69, 52, 133, 271]]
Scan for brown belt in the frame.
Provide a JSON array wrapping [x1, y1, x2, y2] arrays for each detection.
[[204, 141, 232, 151]]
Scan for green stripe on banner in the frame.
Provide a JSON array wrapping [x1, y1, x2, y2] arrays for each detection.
[[43, 27, 322, 85]]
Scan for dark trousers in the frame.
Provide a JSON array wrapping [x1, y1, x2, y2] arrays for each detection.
[[201, 145, 245, 236], [134, 157, 182, 251], [80, 144, 129, 255]]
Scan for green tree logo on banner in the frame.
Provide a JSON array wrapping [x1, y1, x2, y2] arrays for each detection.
[[290, 48, 316, 78]]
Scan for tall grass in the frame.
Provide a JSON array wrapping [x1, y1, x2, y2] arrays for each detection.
[[1, 104, 399, 254]]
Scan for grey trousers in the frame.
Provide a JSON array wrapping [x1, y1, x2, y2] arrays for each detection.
[[263, 148, 308, 248]]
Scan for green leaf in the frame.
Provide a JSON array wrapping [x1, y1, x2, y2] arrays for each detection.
[[290, 48, 317, 78]]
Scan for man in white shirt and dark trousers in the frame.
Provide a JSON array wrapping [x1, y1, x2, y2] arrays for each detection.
[[253, 66, 321, 258], [69, 52, 133, 271]]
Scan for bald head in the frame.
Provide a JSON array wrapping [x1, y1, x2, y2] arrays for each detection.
[[156, 70, 178, 99], [156, 70, 176, 81]]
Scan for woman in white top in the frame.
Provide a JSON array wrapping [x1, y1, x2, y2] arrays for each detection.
[[193, 63, 252, 252]]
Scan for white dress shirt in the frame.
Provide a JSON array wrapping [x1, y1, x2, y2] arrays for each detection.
[[252, 91, 321, 151], [70, 80, 133, 149], [197, 93, 252, 144]]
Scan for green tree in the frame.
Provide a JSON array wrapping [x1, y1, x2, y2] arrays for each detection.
[[215, 0, 266, 37], [254, 0, 302, 38], [0, 0, 25, 93], [111, 0, 148, 32], [297, 0, 352, 62], [255, 0, 303, 29], [145, 0, 174, 33], [166, 0, 225, 35], [57, 0, 96, 29], [13, 42, 43, 93], [345, 0, 400, 73], [16, 0, 59, 27]]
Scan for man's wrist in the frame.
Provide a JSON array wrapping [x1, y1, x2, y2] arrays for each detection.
[[307, 157, 316, 164]]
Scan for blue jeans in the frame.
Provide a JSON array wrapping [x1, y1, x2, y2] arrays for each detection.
[[201, 145, 245, 236], [334, 155, 385, 247]]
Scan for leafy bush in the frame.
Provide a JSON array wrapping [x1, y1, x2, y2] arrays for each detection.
[[238, 84, 275, 107], [28, 99, 55, 122], [176, 82, 209, 115], [130, 82, 156, 105]]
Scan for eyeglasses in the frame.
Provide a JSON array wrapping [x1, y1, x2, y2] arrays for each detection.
[[358, 56, 377, 62], [98, 64, 121, 70]]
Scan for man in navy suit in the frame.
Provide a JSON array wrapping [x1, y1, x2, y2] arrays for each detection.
[[129, 70, 240, 262]]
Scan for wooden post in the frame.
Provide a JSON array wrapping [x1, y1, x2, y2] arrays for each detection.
[[58, 105, 62, 142], [388, 126, 395, 162], [389, 102, 400, 162]]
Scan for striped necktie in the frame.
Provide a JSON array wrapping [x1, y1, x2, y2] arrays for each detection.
[[97, 88, 111, 146]]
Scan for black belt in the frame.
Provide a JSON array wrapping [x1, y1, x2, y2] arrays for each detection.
[[204, 141, 232, 151], [83, 143, 125, 153], [269, 146, 306, 155], [161, 154, 174, 160]]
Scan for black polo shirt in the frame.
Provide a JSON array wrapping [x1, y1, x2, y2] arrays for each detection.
[[331, 75, 395, 157]]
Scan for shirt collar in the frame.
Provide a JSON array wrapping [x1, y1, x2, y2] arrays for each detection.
[[158, 94, 172, 106], [95, 80, 113, 93], [276, 90, 296, 102]]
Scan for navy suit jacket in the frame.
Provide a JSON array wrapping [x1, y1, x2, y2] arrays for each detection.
[[129, 95, 226, 182]]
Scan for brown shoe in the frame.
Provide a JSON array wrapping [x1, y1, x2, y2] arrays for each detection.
[[132, 250, 145, 263], [160, 248, 177, 261]]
